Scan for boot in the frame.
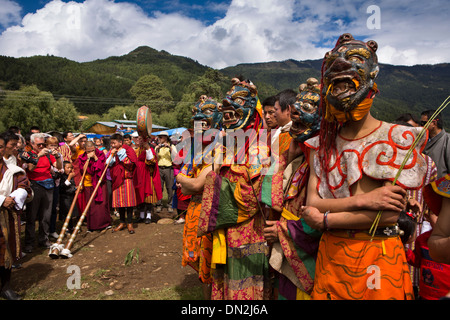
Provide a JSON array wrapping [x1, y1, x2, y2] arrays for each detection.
[[0, 288, 22, 300], [113, 223, 126, 232], [127, 223, 135, 234]]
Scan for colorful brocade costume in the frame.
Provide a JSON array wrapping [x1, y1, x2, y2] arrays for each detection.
[[262, 148, 321, 300], [179, 96, 223, 285], [305, 121, 428, 300], [261, 79, 323, 300], [197, 78, 271, 300], [198, 160, 271, 300], [179, 161, 213, 284]]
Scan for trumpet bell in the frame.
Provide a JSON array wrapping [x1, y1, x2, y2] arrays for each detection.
[[59, 248, 73, 259]]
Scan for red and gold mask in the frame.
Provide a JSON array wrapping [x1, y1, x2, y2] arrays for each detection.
[[322, 33, 379, 123]]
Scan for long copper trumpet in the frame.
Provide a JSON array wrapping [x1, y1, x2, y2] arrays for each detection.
[[59, 155, 113, 258], [49, 158, 90, 259]]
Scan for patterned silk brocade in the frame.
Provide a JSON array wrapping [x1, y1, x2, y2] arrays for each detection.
[[199, 163, 271, 300], [305, 122, 429, 198]]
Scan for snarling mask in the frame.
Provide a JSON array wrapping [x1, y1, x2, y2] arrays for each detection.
[[290, 78, 321, 142], [190, 95, 223, 131], [322, 33, 379, 122], [221, 78, 259, 130]]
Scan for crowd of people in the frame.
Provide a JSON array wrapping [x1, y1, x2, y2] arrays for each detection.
[[0, 125, 189, 299], [1, 33, 450, 301]]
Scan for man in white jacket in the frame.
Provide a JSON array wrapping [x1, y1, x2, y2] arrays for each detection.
[[0, 131, 32, 300]]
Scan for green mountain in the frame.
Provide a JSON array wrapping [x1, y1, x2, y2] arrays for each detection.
[[0, 46, 449, 126], [0, 46, 211, 115]]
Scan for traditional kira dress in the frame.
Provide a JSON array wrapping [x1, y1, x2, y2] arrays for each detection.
[[304, 121, 428, 300]]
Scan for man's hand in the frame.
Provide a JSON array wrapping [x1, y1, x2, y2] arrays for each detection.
[[301, 206, 324, 230], [37, 148, 50, 158], [263, 220, 279, 243], [2, 197, 16, 210], [87, 151, 97, 161], [359, 185, 407, 212], [406, 197, 422, 217]]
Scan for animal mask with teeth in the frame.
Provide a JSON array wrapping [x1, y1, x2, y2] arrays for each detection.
[[322, 33, 379, 122], [221, 78, 259, 130], [290, 78, 321, 142], [190, 95, 223, 131]]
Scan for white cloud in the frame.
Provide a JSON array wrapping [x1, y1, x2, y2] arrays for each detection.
[[0, 0, 449, 68], [0, 0, 22, 28]]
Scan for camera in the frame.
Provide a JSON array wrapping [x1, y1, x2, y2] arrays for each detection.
[[18, 149, 39, 165]]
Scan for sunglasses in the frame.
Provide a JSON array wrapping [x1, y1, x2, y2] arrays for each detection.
[[420, 119, 438, 126], [36, 143, 47, 147]]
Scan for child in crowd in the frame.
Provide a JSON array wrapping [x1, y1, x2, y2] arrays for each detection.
[[59, 161, 78, 234], [47, 136, 64, 239]]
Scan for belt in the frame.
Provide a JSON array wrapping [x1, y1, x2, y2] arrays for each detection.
[[329, 225, 401, 240]]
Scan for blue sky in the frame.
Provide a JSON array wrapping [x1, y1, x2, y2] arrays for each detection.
[[1, 0, 449, 69]]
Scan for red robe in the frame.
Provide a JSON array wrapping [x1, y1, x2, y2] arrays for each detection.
[[110, 144, 139, 191], [78, 149, 111, 230], [134, 146, 163, 205]]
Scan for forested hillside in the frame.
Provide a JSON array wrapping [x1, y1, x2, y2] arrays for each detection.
[[0, 46, 449, 132]]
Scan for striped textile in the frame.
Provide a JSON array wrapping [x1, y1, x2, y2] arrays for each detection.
[[112, 178, 137, 208], [58, 143, 72, 162]]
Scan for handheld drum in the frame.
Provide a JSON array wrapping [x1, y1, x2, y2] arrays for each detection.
[[136, 105, 153, 138]]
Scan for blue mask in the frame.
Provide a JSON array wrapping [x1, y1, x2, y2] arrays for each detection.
[[190, 95, 222, 131], [290, 78, 321, 142]]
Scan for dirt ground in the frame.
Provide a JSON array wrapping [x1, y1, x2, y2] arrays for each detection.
[[9, 209, 204, 300]]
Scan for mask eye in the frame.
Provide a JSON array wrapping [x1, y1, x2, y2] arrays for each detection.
[[203, 109, 213, 115], [301, 102, 317, 113], [235, 98, 244, 105], [234, 98, 244, 105], [348, 55, 364, 63]]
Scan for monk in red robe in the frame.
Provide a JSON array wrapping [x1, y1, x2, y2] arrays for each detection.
[[78, 141, 111, 231]]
